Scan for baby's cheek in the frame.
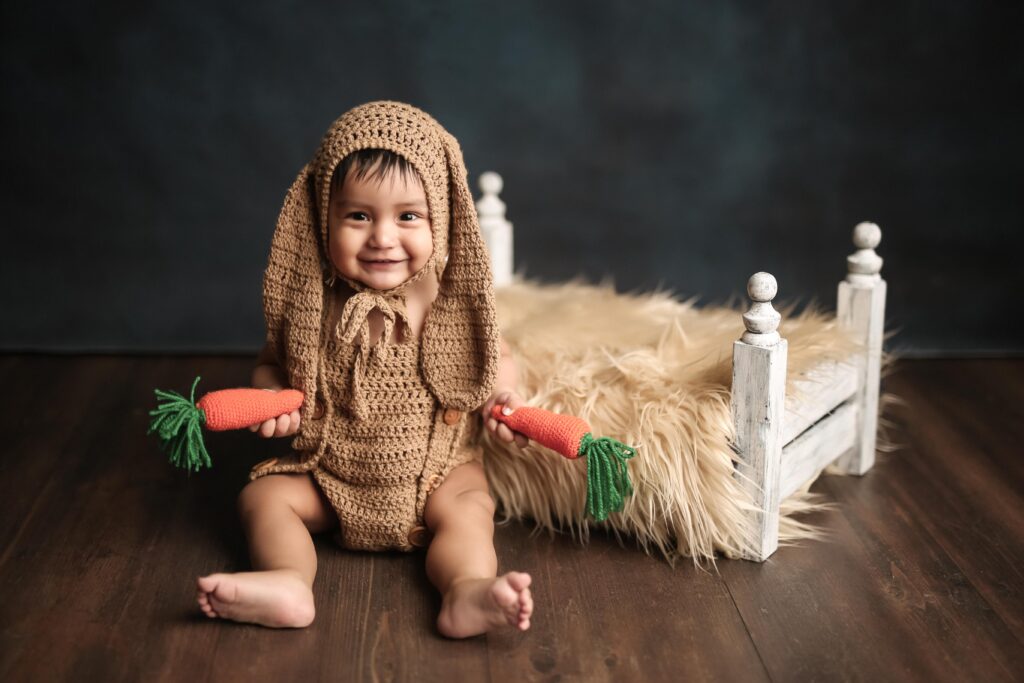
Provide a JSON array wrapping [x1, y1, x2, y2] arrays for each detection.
[[413, 225, 433, 257], [329, 231, 357, 267]]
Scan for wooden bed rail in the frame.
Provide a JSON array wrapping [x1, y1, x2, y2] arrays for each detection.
[[731, 225, 886, 561]]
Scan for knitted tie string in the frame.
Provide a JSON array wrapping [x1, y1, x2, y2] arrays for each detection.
[[335, 291, 404, 421]]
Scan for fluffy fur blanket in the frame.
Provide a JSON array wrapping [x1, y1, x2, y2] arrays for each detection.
[[481, 279, 889, 565]]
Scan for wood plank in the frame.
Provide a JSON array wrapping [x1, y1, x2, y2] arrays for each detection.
[[0, 356, 279, 680], [201, 547, 492, 682], [485, 524, 770, 682], [782, 357, 858, 444], [878, 360, 1024, 645], [721, 469, 1021, 682], [779, 400, 856, 500], [926, 359, 1024, 485], [0, 356, 136, 566]]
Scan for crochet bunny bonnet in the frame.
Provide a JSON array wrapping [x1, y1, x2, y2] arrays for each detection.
[[261, 100, 500, 424]]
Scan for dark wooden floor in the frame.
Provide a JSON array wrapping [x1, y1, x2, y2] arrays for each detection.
[[0, 356, 1021, 682]]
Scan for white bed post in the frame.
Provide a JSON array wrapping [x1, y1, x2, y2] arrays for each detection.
[[731, 272, 788, 561], [476, 171, 514, 287], [835, 222, 886, 475]]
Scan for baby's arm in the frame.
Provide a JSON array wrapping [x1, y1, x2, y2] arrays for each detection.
[[252, 342, 288, 391], [249, 342, 301, 438], [482, 337, 529, 447]]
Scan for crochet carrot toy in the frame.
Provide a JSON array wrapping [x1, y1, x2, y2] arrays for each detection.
[[492, 405, 637, 522], [147, 376, 304, 472]]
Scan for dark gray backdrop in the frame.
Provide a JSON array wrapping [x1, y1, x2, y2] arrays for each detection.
[[3, 1, 1020, 355]]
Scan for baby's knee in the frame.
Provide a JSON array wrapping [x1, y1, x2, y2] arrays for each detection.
[[237, 476, 283, 520]]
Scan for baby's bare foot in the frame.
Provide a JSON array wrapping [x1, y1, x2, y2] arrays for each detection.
[[195, 569, 315, 628], [437, 571, 533, 638]]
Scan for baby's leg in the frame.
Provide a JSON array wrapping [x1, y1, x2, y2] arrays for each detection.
[[196, 473, 337, 628], [423, 462, 533, 638]]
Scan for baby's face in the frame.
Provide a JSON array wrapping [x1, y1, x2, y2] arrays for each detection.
[[327, 164, 433, 291]]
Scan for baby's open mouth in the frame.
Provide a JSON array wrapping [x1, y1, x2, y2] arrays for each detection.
[[361, 258, 406, 268]]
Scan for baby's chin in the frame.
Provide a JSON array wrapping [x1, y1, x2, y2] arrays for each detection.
[[350, 268, 416, 291]]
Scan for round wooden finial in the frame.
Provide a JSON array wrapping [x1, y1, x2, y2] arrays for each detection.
[[479, 171, 503, 195], [741, 272, 781, 346], [747, 272, 778, 303], [476, 171, 506, 222], [853, 222, 881, 250], [847, 222, 883, 284]]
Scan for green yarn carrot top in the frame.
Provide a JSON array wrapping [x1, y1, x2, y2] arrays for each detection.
[[147, 376, 304, 472], [491, 404, 637, 522]]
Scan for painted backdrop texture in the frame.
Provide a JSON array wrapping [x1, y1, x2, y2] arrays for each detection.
[[2, 1, 1020, 354]]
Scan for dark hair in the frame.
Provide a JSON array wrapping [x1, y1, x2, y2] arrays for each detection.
[[330, 148, 417, 191]]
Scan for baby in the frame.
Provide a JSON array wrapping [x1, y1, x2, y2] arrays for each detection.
[[194, 101, 534, 638]]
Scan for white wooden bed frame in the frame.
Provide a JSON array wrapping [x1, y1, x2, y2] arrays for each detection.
[[475, 172, 886, 562]]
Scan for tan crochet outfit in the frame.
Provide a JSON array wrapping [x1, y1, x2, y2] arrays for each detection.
[[249, 101, 499, 552]]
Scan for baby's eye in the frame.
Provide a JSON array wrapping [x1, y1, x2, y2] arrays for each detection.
[[346, 211, 369, 221], [399, 212, 420, 222]]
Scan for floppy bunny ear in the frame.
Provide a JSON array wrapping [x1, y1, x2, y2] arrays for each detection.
[[420, 132, 500, 411], [262, 164, 326, 418]]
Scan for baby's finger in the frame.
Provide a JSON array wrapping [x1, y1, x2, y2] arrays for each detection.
[[504, 393, 525, 411], [521, 587, 533, 614], [287, 410, 301, 435], [497, 423, 516, 443], [259, 418, 276, 438], [513, 432, 529, 448], [274, 412, 291, 437], [486, 417, 498, 434]]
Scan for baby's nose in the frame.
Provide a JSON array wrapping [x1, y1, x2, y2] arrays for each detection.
[[369, 221, 399, 246]]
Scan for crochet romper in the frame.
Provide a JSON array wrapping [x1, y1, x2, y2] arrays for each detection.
[[250, 101, 499, 553], [249, 291, 482, 552]]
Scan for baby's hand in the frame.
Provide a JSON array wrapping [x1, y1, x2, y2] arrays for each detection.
[[249, 410, 301, 438], [483, 390, 529, 448], [247, 389, 301, 438]]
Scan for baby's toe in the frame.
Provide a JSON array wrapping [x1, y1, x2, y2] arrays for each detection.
[[506, 595, 527, 624], [208, 593, 229, 614], [490, 580, 518, 610], [520, 588, 533, 617], [507, 571, 532, 592], [196, 593, 217, 618], [196, 574, 220, 594]]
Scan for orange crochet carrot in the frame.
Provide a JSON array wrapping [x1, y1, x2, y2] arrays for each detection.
[[148, 376, 304, 472], [492, 405, 636, 521]]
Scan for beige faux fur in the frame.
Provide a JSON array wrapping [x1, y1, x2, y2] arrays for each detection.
[[482, 278, 891, 566]]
